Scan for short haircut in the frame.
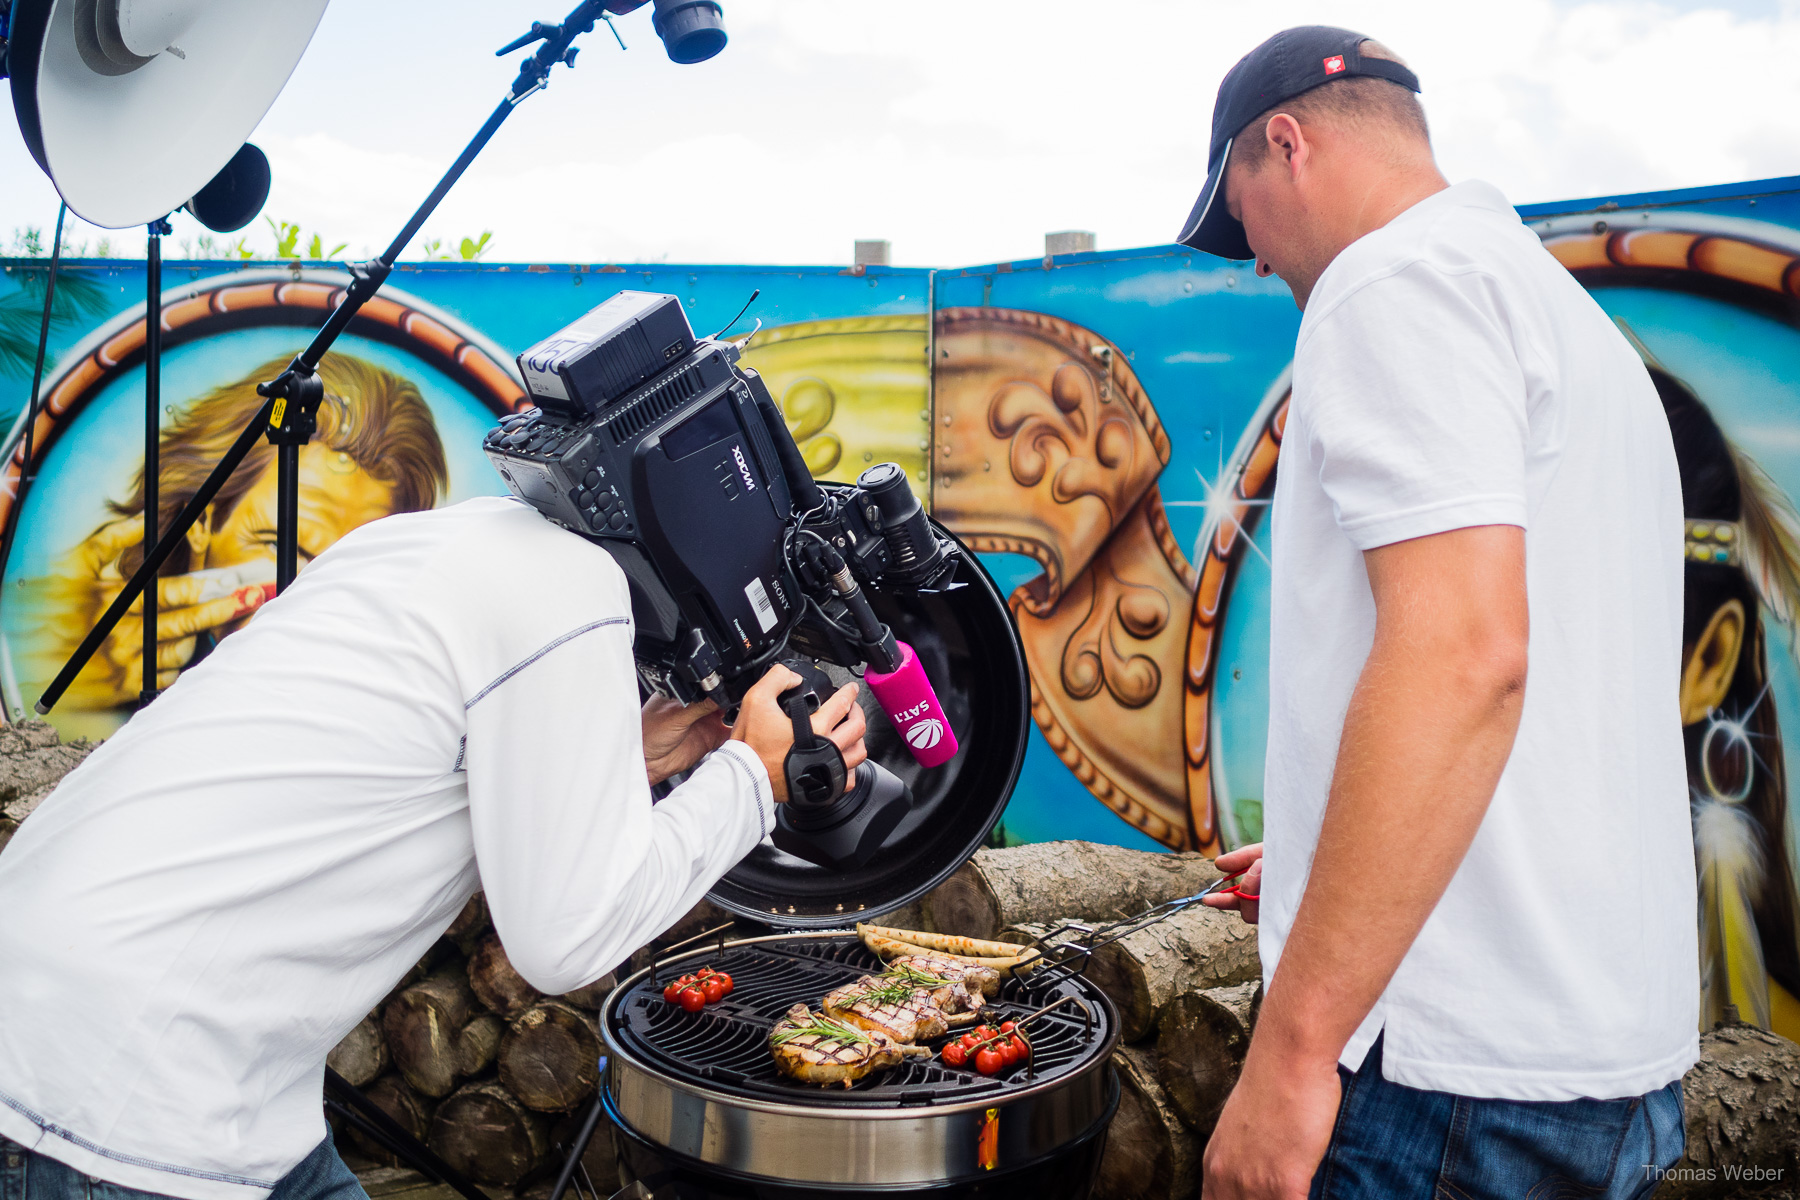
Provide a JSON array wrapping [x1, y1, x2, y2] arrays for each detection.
[[1230, 40, 1429, 171]]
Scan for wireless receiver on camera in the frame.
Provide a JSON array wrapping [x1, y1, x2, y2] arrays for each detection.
[[485, 292, 961, 870]]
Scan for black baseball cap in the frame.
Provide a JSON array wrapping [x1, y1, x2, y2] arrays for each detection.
[[1177, 26, 1421, 260]]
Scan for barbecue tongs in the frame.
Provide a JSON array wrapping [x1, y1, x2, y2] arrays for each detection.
[[1011, 868, 1258, 989]]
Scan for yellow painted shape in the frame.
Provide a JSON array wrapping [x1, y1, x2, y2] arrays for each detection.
[[1770, 979, 1800, 1044], [738, 315, 930, 503]]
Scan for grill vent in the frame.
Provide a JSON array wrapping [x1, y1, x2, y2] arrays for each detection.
[[604, 368, 703, 442]]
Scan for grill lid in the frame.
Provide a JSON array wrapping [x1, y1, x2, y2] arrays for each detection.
[[703, 519, 1029, 928]]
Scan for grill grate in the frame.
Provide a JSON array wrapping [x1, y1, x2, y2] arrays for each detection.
[[606, 934, 1115, 1107]]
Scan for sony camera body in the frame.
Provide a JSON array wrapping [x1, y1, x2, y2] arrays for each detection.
[[482, 290, 952, 710]]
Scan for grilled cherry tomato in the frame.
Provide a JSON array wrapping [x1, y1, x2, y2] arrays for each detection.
[[663, 981, 683, 1004], [695, 967, 715, 979], [1010, 1035, 1030, 1061], [701, 977, 726, 1004], [999, 1021, 1016, 1034], [974, 1025, 996, 1042], [715, 973, 733, 996], [958, 1034, 978, 1053], [941, 1041, 968, 1067], [676, 973, 697, 989], [678, 986, 707, 1013], [1000, 1038, 1022, 1067], [974, 1047, 1004, 1075]]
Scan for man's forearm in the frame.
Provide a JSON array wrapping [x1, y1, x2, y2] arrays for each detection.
[[1253, 526, 1528, 1073]]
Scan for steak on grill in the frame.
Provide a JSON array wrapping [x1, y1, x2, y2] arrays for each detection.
[[768, 1003, 924, 1087], [887, 953, 1004, 998], [822, 976, 956, 1043]]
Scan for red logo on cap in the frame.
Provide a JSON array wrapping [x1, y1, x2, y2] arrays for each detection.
[[1323, 54, 1346, 74]]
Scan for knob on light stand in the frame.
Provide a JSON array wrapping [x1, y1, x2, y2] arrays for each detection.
[[34, 0, 728, 720]]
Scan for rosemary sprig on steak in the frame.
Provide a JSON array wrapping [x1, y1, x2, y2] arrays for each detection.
[[769, 1014, 873, 1047]]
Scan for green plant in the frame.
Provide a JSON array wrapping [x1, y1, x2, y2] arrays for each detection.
[[306, 233, 347, 260], [417, 232, 494, 261], [0, 268, 110, 378], [458, 231, 493, 261], [9, 228, 45, 257], [266, 218, 301, 258]]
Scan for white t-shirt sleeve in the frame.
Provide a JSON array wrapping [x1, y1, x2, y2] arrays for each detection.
[[461, 616, 771, 995], [1297, 261, 1530, 550]]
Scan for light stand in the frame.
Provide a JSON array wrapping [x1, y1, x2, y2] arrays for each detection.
[[36, 0, 628, 716], [141, 215, 170, 705]]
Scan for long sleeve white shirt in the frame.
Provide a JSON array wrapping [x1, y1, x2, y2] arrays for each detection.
[[0, 496, 772, 1199]]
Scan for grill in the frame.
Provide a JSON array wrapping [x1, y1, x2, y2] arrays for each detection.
[[601, 931, 1121, 1196]]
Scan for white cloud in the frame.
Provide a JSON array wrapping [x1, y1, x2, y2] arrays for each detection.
[[3, 0, 1799, 266]]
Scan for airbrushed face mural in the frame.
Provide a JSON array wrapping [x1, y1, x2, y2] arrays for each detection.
[[5, 177, 1800, 1042]]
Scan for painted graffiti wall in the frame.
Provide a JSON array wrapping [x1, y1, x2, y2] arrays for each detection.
[[6, 173, 1800, 1039]]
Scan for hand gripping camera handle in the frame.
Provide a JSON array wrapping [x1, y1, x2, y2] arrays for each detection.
[[864, 640, 959, 768]]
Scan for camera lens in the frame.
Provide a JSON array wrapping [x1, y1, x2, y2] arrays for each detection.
[[858, 462, 944, 582], [651, 0, 727, 64]]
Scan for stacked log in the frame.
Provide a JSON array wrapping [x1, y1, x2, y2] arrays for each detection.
[[0, 720, 96, 856], [1660, 1023, 1800, 1199], [328, 895, 713, 1188], [322, 894, 627, 1186], [1153, 981, 1259, 1140], [1095, 1043, 1200, 1200]]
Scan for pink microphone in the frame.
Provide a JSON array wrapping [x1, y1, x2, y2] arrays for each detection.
[[864, 640, 960, 768]]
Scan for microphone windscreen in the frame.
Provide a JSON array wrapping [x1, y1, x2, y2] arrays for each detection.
[[864, 640, 959, 768]]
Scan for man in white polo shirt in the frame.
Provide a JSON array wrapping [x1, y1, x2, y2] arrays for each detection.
[[1182, 27, 1697, 1200]]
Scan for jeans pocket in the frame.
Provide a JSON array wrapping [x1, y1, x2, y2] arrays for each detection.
[[1440, 1094, 1638, 1199]]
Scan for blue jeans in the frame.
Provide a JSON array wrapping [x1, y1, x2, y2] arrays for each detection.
[[0, 1135, 366, 1200], [1311, 1036, 1686, 1200]]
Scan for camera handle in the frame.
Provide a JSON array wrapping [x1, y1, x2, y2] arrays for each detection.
[[779, 664, 848, 807], [34, 0, 621, 716]]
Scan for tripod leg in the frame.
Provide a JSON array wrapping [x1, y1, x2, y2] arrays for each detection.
[[37, 398, 275, 715], [323, 1068, 488, 1200], [550, 1079, 609, 1200], [141, 219, 167, 705], [276, 440, 300, 592]]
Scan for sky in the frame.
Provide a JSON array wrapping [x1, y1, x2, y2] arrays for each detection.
[[4, 0, 1800, 267]]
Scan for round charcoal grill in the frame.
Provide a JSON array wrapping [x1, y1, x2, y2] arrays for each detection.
[[601, 932, 1121, 1198]]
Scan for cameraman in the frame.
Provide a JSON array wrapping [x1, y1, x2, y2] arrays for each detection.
[[0, 494, 865, 1200]]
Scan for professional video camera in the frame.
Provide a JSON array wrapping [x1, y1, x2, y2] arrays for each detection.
[[484, 292, 970, 871]]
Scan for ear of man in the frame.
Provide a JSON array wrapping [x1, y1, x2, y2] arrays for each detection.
[[1232, 40, 1431, 173]]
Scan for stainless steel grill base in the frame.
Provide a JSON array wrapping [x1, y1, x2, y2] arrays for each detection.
[[606, 1093, 1116, 1198], [600, 932, 1121, 1191]]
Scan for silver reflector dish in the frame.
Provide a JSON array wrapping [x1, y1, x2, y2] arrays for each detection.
[[9, 0, 329, 228]]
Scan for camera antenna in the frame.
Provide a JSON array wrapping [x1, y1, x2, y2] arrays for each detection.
[[35, 0, 726, 717], [710, 287, 761, 340]]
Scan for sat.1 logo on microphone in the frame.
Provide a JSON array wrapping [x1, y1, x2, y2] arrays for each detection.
[[905, 718, 946, 751]]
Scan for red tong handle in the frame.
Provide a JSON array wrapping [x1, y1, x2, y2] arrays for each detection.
[[1217, 868, 1259, 902]]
